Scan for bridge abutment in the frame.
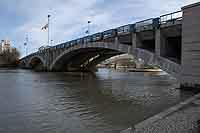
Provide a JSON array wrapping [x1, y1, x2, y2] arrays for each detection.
[[181, 2, 200, 89]]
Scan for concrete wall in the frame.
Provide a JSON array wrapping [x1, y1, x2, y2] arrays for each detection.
[[181, 2, 200, 88]]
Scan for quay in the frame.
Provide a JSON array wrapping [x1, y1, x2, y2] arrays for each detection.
[[121, 93, 200, 133]]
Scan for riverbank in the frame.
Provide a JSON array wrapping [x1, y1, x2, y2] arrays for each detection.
[[0, 57, 18, 68], [121, 93, 200, 133], [0, 64, 18, 68]]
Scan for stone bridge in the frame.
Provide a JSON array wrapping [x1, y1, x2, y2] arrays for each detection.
[[20, 2, 200, 89]]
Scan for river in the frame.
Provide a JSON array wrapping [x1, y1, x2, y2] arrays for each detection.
[[0, 68, 195, 133]]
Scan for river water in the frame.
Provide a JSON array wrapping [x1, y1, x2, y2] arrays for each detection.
[[0, 68, 195, 133]]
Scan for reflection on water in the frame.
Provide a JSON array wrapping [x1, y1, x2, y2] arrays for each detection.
[[0, 68, 195, 133]]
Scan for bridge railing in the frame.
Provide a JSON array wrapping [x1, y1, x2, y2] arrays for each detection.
[[135, 18, 155, 32], [92, 33, 103, 41], [117, 24, 133, 35], [70, 40, 77, 46], [56, 43, 64, 49], [160, 11, 182, 24], [55, 41, 72, 49], [76, 38, 84, 44], [103, 29, 117, 39], [61, 42, 67, 48], [83, 36, 92, 43]]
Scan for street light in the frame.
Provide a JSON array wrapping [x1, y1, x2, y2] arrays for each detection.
[[50, 40, 53, 46], [48, 14, 51, 46], [24, 34, 28, 56], [86, 20, 91, 35]]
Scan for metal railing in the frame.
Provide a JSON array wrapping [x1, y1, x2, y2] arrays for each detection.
[[160, 11, 182, 24], [76, 38, 84, 44], [92, 33, 103, 41], [135, 18, 154, 28], [117, 24, 132, 34], [103, 29, 116, 39], [135, 18, 155, 31], [83, 36, 92, 43]]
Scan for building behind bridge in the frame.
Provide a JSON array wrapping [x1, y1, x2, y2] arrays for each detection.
[[0, 40, 12, 53]]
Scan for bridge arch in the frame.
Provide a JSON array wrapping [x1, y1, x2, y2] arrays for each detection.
[[28, 56, 46, 71], [50, 47, 124, 71], [49, 42, 180, 79], [50, 42, 131, 71]]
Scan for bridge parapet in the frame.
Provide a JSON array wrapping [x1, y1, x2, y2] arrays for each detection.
[[135, 18, 157, 32], [160, 11, 182, 24], [160, 11, 182, 28]]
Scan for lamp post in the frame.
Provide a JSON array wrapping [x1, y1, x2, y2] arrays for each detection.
[[50, 40, 53, 46], [24, 34, 28, 56], [86, 20, 91, 35], [48, 14, 51, 46]]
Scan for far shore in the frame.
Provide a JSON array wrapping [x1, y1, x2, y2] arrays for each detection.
[[0, 64, 18, 68], [128, 68, 163, 72], [97, 66, 163, 72]]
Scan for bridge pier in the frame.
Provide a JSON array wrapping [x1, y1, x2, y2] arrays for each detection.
[[181, 2, 200, 89], [132, 33, 137, 49], [155, 29, 166, 56]]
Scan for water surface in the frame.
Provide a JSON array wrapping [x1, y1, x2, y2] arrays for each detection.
[[0, 68, 195, 133]]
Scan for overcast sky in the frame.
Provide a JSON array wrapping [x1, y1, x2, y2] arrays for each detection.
[[0, 0, 199, 57]]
